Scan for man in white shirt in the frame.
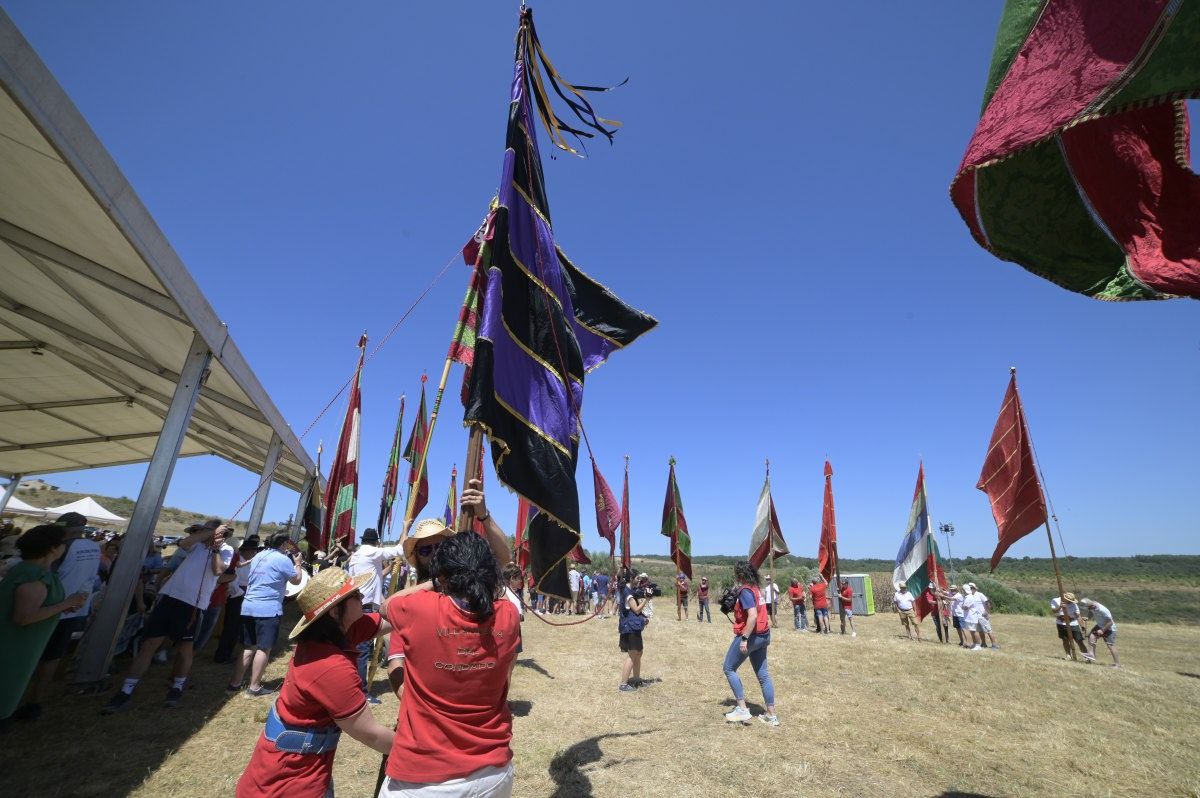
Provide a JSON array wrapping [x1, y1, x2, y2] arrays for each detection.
[[103, 520, 234, 713], [568, 564, 582, 615], [347, 527, 401, 700], [961, 583, 993, 650], [1081, 598, 1120, 667], [1051, 593, 1086, 659], [971, 584, 999, 649], [946, 585, 967, 647], [230, 532, 303, 697], [893, 582, 922, 641]]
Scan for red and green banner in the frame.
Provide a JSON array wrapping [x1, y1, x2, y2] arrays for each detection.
[[376, 395, 405, 536], [893, 463, 947, 621], [818, 460, 837, 582], [660, 458, 691, 579], [978, 371, 1047, 572], [402, 379, 430, 523], [322, 336, 366, 551], [952, 0, 1200, 300], [514, 497, 532, 575]]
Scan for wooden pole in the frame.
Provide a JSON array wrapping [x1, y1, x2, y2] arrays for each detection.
[[766, 459, 776, 627], [457, 427, 485, 532], [833, 540, 846, 634], [1045, 520, 1078, 661]]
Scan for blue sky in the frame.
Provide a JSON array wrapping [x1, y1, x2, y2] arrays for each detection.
[[6, 3, 1197, 560]]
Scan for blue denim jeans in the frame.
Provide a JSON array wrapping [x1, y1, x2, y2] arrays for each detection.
[[723, 631, 774, 705], [697, 599, 712, 623], [793, 604, 808, 630]]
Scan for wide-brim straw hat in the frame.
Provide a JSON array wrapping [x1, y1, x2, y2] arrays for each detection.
[[289, 566, 373, 640], [1063, 592, 1077, 603], [402, 518, 454, 566]]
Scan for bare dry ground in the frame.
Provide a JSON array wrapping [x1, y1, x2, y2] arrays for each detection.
[[5, 608, 1199, 798]]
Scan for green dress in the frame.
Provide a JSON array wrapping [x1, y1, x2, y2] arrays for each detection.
[[0, 561, 65, 719]]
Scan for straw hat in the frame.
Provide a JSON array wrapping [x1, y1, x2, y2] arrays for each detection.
[[1063, 592, 1077, 603], [289, 567, 372, 640], [402, 518, 454, 566]]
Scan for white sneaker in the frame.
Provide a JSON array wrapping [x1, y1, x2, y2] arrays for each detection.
[[758, 713, 780, 727], [851, 632, 857, 638], [970, 645, 982, 650], [724, 706, 751, 723]]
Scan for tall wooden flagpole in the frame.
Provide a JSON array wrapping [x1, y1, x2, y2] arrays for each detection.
[[672, 458, 682, 621], [766, 459, 777, 627]]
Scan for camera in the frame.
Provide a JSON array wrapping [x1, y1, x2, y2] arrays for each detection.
[[642, 582, 662, 598]]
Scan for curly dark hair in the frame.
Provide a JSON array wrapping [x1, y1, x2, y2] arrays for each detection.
[[16, 524, 67, 560], [430, 531, 501, 619], [733, 560, 760, 586]]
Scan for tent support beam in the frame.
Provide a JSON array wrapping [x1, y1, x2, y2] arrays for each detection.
[[0, 395, 130, 412], [0, 473, 22, 514], [245, 433, 282, 540], [74, 332, 211, 685]]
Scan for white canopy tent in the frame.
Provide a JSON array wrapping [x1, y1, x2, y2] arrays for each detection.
[[1, 494, 47, 518], [0, 11, 324, 683], [43, 496, 127, 524]]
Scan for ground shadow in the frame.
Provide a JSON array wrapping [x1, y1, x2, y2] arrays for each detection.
[[509, 699, 532, 717], [516, 657, 554, 679], [720, 697, 766, 715], [632, 676, 662, 688], [548, 729, 657, 798], [1177, 671, 1200, 680], [934, 793, 998, 797], [4, 602, 303, 798]]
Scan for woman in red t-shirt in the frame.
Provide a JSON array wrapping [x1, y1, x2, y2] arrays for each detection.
[[722, 561, 777, 726], [380, 530, 520, 797], [235, 567, 397, 798]]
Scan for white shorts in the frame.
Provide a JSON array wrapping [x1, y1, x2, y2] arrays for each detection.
[[965, 621, 979, 632], [977, 617, 993, 633], [379, 762, 514, 798]]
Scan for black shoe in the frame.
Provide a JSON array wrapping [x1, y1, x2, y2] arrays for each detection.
[[102, 692, 134, 715], [225, 682, 243, 695], [12, 703, 42, 722], [164, 687, 184, 708]]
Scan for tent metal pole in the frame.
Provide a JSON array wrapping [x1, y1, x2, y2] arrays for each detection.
[[245, 433, 282, 540], [0, 473, 22, 513], [74, 332, 211, 685]]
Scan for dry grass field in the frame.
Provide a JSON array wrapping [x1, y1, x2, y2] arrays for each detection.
[[5, 606, 1199, 798]]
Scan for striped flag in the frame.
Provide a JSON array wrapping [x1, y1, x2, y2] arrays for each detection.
[[376, 396, 405, 535], [660, 458, 691, 578], [748, 472, 788, 569], [978, 371, 1047, 571], [402, 380, 430, 522], [893, 463, 947, 620], [323, 335, 366, 551]]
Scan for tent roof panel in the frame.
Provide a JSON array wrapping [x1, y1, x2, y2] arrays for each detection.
[[0, 12, 318, 494]]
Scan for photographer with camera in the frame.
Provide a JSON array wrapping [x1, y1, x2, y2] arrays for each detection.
[[617, 568, 650, 692], [103, 519, 234, 713], [722, 560, 778, 726]]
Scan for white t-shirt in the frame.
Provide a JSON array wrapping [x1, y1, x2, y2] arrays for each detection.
[[762, 583, 779, 603], [347, 543, 402, 607], [1050, 598, 1080, 626], [950, 592, 965, 618], [568, 569, 582, 592], [1087, 602, 1116, 631], [56, 537, 102, 619], [962, 592, 984, 623], [893, 590, 916, 611], [975, 591, 990, 616], [504, 586, 524, 620], [159, 542, 234, 611], [227, 551, 253, 599]]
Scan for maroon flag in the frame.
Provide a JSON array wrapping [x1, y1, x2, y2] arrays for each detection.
[[402, 378, 430, 522], [620, 458, 631, 570], [376, 396, 405, 536], [660, 458, 692, 579], [514, 498, 532, 574], [978, 371, 1048, 572], [817, 460, 837, 582], [569, 544, 592, 565], [322, 336, 366, 551], [592, 460, 620, 560]]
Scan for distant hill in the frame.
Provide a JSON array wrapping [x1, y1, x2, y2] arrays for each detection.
[[9, 482, 285, 538]]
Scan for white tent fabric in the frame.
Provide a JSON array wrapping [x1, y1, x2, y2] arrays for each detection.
[[1, 495, 47, 517], [43, 496, 126, 524]]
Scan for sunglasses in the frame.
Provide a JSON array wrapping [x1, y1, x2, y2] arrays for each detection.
[[416, 543, 441, 557]]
